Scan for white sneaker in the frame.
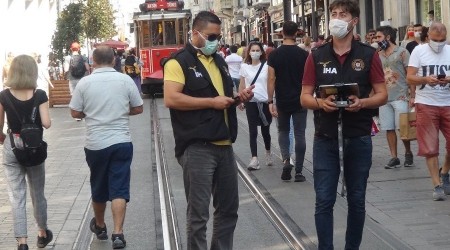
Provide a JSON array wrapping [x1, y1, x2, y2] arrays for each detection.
[[265, 152, 273, 166], [248, 157, 260, 170]]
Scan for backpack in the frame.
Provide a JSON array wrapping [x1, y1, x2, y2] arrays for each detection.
[[124, 55, 140, 77], [3, 90, 47, 167], [70, 55, 87, 78]]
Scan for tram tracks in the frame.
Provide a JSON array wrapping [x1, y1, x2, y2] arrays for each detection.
[[150, 98, 314, 250]]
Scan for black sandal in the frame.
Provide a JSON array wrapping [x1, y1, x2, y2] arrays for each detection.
[[37, 229, 53, 248]]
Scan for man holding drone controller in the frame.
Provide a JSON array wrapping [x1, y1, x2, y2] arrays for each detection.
[[300, 0, 387, 249]]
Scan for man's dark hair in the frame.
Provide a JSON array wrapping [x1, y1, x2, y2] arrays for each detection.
[[193, 11, 221, 31], [282, 21, 298, 37], [368, 28, 376, 34], [240, 41, 246, 46], [420, 26, 429, 42], [413, 23, 422, 28], [376, 26, 397, 44], [230, 45, 238, 53], [329, 0, 360, 18], [93, 46, 114, 65]]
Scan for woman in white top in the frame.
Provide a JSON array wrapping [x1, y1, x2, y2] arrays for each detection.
[[238, 41, 272, 170]]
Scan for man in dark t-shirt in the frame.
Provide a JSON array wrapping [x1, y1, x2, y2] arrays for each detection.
[[267, 21, 309, 182]]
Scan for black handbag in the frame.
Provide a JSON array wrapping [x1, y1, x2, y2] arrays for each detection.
[[3, 90, 47, 167]]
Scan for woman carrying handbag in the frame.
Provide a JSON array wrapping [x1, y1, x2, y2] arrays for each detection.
[[238, 41, 273, 170], [0, 55, 52, 250]]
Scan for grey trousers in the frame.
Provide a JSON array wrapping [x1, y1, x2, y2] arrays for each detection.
[[177, 143, 239, 250], [3, 136, 48, 238]]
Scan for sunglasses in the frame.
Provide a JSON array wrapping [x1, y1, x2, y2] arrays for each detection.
[[196, 30, 222, 41]]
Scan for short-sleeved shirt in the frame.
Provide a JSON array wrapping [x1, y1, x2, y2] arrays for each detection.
[[378, 46, 410, 101], [164, 53, 231, 145], [0, 89, 48, 133], [408, 44, 450, 106], [69, 67, 143, 150], [239, 62, 269, 102], [225, 53, 243, 79], [267, 45, 309, 112]]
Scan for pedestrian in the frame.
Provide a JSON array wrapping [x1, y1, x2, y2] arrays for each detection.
[[364, 28, 376, 44], [300, 0, 387, 249], [69, 46, 144, 249], [34, 54, 54, 97], [163, 11, 253, 250], [374, 26, 415, 169], [124, 48, 142, 94], [406, 22, 450, 201], [265, 41, 275, 57], [237, 40, 247, 58], [267, 20, 309, 182], [64, 42, 90, 95], [2, 52, 15, 89], [238, 41, 272, 170], [0, 55, 53, 250], [400, 25, 415, 48], [406, 24, 423, 54], [225, 45, 243, 91], [298, 36, 312, 52]]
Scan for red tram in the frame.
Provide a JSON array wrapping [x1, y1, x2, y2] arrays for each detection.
[[134, 0, 191, 94]]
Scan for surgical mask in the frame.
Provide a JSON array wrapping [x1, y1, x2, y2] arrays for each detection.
[[429, 40, 447, 53], [377, 40, 390, 50], [197, 32, 219, 56], [250, 51, 261, 60], [414, 32, 421, 38], [371, 42, 379, 49], [329, 19, 353, 39]]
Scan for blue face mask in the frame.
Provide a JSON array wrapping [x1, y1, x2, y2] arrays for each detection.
[[197, 32, 219, 56]]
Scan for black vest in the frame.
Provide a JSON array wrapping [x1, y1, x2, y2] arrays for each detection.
[[312, 41, 377, 138], [166, 43, 237, 157]]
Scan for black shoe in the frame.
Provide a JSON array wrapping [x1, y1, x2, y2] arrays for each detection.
[[18, 244, 28, 250], [90, 217, 108, 240], [37, 229, 53, 248], [384, 157, 401, 169], [294, 172, 306, 182], [404, 152, 414, 167], [112, 233, 127, 249], [281, 160, 293, 181]]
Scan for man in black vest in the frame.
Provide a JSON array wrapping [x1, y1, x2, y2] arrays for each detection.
[[301, 0, 387, 249], [163, 11, 253, 250]]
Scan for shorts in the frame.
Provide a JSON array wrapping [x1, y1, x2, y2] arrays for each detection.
[[379, 99, 408, 130], [416, 104, 450, 157], [85, 142, 133, 202]]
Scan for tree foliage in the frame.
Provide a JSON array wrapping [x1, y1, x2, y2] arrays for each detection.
[[84, 0, 116, 41], [51, 3, 85, 62]]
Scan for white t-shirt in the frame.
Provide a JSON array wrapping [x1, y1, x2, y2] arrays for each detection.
[[239, 62, 269, 102], [225, 53, 242, 79], [69, 67, 144, 150], [408, 44, 450, 106]]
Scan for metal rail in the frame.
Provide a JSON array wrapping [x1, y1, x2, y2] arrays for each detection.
[[151, 98, 181, 250]]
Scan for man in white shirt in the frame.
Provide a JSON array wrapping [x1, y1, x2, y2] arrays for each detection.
[[407, 22, 450, 201], [225, 45, 243, 91]]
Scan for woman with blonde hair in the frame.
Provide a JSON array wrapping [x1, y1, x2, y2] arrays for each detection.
[[400, 25, 415, 48], [0, 55, 52, 250]]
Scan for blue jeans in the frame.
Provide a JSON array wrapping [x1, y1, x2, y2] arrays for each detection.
[[313, 135, 372, 250], [177, 143, 239, 250], [277, 108, 307, 173]]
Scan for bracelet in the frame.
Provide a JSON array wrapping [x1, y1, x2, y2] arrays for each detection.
[[315, 97, 320, 109]]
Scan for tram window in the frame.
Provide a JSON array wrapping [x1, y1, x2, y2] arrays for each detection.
[[165, 21, 176, 45], [152, 21, 163, 46], [178, 19, 185, 45], [141, 21, 150, 47]]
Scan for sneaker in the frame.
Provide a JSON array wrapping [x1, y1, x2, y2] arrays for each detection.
[[90, 217, 108, 240], [433, 185, 446, 201], [18, 244, 28, 250], [112, 233, 127, 249], [247, 157, 260, 170], [281, 160, 293, 181], [440, 172, 450, 195], [384, 157, 401, 169], [37, 229, 53, 248], [294, 172, 306, 182], [404, 152, 414, 167], [265, 152, 273, 166]]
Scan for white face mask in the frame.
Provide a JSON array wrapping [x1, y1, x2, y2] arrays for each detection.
[[414, 32, 421, 38], [329, 19, 353, 39], [250, 51, 261, 60], [429, 40, 447, 53]]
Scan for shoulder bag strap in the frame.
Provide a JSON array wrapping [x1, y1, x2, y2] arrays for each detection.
[[250, 61, 265, 86], [30, 90, 39, 124]]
